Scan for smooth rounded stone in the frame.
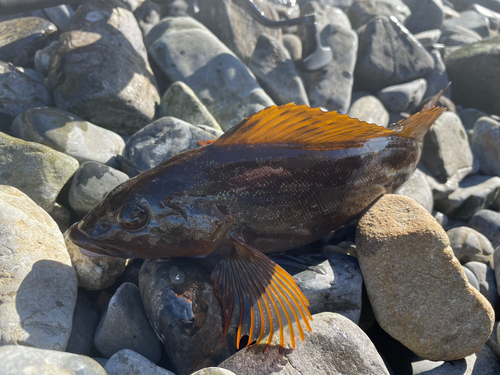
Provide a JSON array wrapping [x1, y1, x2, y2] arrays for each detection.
[[402, 0, 445, 34], [0, 17, 57, 67], [146, 17, 274, 131], [424, 50, 451, 100], [249, 34, 309, 106], [447, 226, 494, 264], [134, 0, 161, 37], [49, 202, 71, 232], [470, 4, 500, 32], [348, 95, 390, 127], [34, 39, 57, 75], [300, 23, 357, 113], [191, 368, 236, 375], [471, 116, 500, 175], [139, 258, 238, 375], [356, 194, 495, 361], [443, 10, 491, 38], [347, 0, 411, 29], [415, 29, 443, 47], [64, 230, 127, 290], [95, 282, 161, 362], [194, 0, 281, 64], [440, 23, 483, 47], [395, 168, 434, 212], [463, 261, 499, 308], [298, 2, 352, 38], [282, 33, 302, 62], [459, 108, 489, 132], [463, 265, 480, 290], [487, 322, 500, 357], [377, 79, 427, 113], [219, 312, 390, 375], [43, 4, 75, 30], [354, 16, 435, 91], [17, 66, 45, 85], [435, 175, 500, 220], [0, 132, 79, 212], [12, 107, 126, 166], [445, 36, 500, 115], [0, 345, 106, 375], [0, 61, 52, 133], [69, 162, 129, 217], [105, 349, 175, 375], [286, 253, 363, 324], [433, 210, 449, 227], [66, 292, 100, 356], [159, 81, 222, 131], [0, 186, 78, 350], [469, 210, 500, 248], [47, 1, 160, 135], [421, 111, 473, 183], [123, 116, 222, 174]]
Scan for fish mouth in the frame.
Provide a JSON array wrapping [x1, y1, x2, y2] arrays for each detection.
[[66, 223, 126, 258]]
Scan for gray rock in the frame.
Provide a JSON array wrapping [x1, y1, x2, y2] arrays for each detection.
[[0, 17, 57, 67], [0, 345, 106, 375], [433, 210, 449, 228], [93, 358, 109, 368], [105, 349, 175, 375], [282, 33, 302, 62], [134, 0, 161, 37], [463, 265, 480, 290], [43, 4, 75, 29], [69, 162, 129, 217], [0, 61, 52, 133], [191, 368, 236, 375], [463, 261, 499, 309], [12, 107, 125, 167], [299, 2, 352, 36], [354, 16, 435, 91], [139, 258, 238, 375], [443, 10, 491, 38], [300, 23, 357, 113], [47, 0, 160, 135], [95, 282, 161, 362], [447, 226, 495, 264], [414, 29, 443, 47], [439, 23, 483, 46], [469, 209, 500, 248], [348, 95, 390, 127], [123, 116, 222, 174], [495, 246, 500, 301], [146, 17, 274, 131], [347, 0, 411, 29], [66, 292, 100, 356], [219, 312, 390, 375], [470, 3, 500, 32], [486, 322, 500, 358], [0, 186, 78, 350], [249, 34, 309, 106], [377, 79, 427, 113], [34, 39, 57, 75], [49, 202, 70, 232], [459, 108, 489, 132], [445, 36, 500, 116], [0, 132, 79, 212], [421, 111, 473, 183], [402, 0, 445, 34], [424, 50, 451, 100], [447, 0, 500, 13], [395, 168, 434, 212], [472, 116, 500, 176]]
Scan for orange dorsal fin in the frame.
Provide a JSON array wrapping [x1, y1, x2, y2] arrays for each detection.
[[396, 106, 446, 139]]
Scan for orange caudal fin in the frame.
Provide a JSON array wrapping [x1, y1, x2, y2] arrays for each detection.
[[210, 233, 312, 352]]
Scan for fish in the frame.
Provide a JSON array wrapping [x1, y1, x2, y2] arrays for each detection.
[[67, 93, 446, 352]]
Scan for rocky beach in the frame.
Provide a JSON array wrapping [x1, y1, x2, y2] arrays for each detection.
[[1, 0, 500, 374]]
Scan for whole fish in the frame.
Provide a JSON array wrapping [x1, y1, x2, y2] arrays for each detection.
[[68, 97, 445, 351]]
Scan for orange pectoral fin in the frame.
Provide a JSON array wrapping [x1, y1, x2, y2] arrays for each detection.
[[210, 233, 312, 353], [198, 139, 216, 147]]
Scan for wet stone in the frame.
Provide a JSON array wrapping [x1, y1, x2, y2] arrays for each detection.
[[347, 0, 411, 29], [377, 79, 427, 113], [402, 0, 445, 34], [348, 94, 390, 127], [471, 116, 500, 176], [463, 261, 499, 310], [66, 291, 100, 356], [105, 349, 175, 375], [69, 162, 129, 217], [469, 209, 500, 248], [447, 226, 494, 265], [395, 168, 434, 212]]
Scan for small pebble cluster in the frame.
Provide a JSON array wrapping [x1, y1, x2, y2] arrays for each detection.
[[1, 0, 500, 374]]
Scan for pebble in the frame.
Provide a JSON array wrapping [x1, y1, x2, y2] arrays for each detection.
[[0, 186, 77, 350], [471, 116, 500, 176], [377, 79, 427, 113], [0, 345, 106, 375], [219, 312, 390, 375], [66, 292, 100, 356], [395, 168, 434, 212], [356, 194, 495, 361], [447, 226, 495, 264], [403, 0, 445, 34], [463, 261, 499, 309], [348, 94, 390, 127], [104, 349, 175, 375], [95, 282, 161, 362], [469, 209, 500, 248], [347, 0, 411, 29]]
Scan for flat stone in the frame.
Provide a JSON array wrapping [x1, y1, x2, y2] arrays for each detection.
[[12, 107, 125, 167], [402, 0, 445, 34], [159, 81, 222, 131], [348, 94, 390, 127], [347, 0, 411, 29], [66, 291, 100, 356], [377, 79, 427, 113], [356, 194, 495, 361], [463, 261, 499, 309], [249, 34, 309, 106], [447, 226, 494, 264], [395, 168, 434, 212], [471, 116, 500, 176], [354, 16, 435, 91], [0, 186, 77, 350], [443, 10, 491, 38], [47, 0, 160, 135], [95, 282, 161, 362], [0, 345, 106, 375], [0, 132, 79, 212], [146, 17, 274, 131], [424, 50, 451, 100], [105, 349, 175, 375], [0, 17, 57, 67], [219, 312, 390, 375]]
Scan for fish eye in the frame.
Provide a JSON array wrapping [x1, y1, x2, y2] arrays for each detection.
[[116, 203, 149, 231]]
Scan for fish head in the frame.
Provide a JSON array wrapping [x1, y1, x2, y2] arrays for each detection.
[[67, 176, 234, 259]]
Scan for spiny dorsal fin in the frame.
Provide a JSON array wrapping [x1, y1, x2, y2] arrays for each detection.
[[396, 106, 446, 139]]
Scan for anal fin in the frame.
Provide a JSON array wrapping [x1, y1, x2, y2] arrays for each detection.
[[210, 233, 312, 352]]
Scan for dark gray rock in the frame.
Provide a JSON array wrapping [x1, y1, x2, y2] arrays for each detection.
[[424, 50, 451, 100], [464, 261, 499, 309], [134, 0, 161, 37], [105, 350, 175, 375], [95, 282, 161, 362], [469, 209, 500, 248], [66, 292, 100, 356], [347, 0, 411, 29], [486, 322, 500, 358], [447, 226, 495, 264], [471, 116, 500, 176], [249, 34, 309, 106], [402, 0, 445, 34], [0, 61, 52, 134], [0, 17, 57, 67], [69, 162, 129, 217], [47, 0, 160, 135], [395, 168, 434, 212], [43, 4, 75, 29], [348, 94, 390, 127], [443, 10, 491, 38], [463, 265, 480, 290], [377, 79, 427, 113], [354, 16, 435, 91], [0, 345, 106, 375], [49, 202, 70, 232], [459, 108, 489, 132], [146, 17, 274, 131]]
